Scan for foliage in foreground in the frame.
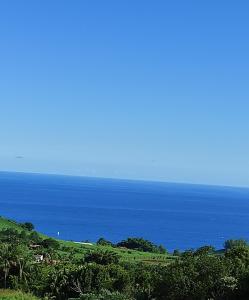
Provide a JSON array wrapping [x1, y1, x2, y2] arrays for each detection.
[[0, 218, 249, 299]]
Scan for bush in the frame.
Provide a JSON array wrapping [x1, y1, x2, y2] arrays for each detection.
[[195, 245, 215, 256], [96, 237, 113, 247], [41, 238, 60, 249]]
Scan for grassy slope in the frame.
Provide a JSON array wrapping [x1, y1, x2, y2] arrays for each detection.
[[0, 217, 23, 231], [0, 217, 48, 239], [60, 240, 173, 264], [0, 289, 39, 300], [0, 217, 173, 264]]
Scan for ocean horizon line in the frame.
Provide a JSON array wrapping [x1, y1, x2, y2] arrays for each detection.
[[1, 169, 249, 191]]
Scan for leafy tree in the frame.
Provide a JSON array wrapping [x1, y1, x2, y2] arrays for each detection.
[[173, 249, 181, 256], [158, 245, 167, 254], [0, 243, 14, 288], [21, 222, 35, 231], [96, 238, 113, 247], [224, 239, 248, 251], [194, 245, 215, 256]]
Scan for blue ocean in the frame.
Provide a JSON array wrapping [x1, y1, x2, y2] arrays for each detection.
[[1, 171, 249, 251]]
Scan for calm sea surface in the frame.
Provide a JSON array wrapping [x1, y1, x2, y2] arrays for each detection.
[[1, 171, 249, 251]]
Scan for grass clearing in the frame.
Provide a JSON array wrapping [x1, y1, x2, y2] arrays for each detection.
[[0, 289, 39, 300]]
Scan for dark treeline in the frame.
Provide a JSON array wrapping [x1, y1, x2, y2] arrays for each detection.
[[1, 225, 249, 299], [97, 237, 167, 254]]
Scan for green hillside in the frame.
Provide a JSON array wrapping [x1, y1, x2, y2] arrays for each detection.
[[0, 216, 248, 299], [0, 216, 172, 264]]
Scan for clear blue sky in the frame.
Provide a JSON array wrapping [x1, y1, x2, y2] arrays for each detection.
[[1, 0, 249, 186]]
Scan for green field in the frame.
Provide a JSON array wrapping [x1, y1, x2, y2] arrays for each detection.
[[0, 289, 39, 300]]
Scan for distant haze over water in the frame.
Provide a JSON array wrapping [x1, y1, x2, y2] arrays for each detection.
[[1, 171, 249, 251]]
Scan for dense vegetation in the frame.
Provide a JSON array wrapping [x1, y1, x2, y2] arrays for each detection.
[[1, 217, 249, 299]]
